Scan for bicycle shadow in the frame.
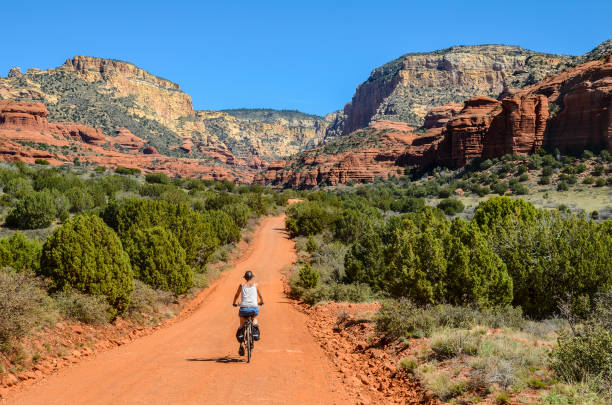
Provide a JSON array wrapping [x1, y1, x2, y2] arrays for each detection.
[[186, 356, 244, 363]]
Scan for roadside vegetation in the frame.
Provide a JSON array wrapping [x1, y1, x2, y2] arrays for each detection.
[[0, 162, 290, 373], [285, 148, 612, 403]]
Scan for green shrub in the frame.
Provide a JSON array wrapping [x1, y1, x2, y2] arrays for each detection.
[[285, 201, 330, 236], [139, 183, 175, 198], [66, 187, 95, 213], [438, 188, 452, 198], [473, 196, 538, 230], [305, 236, 318, 253], [489, 211, 612, 318], [297, 263, 319, 289], [583, 176, 595, 184], [94, 166, 106, 173], [399, 357, 418, 373], [437, 198, 464, 215], [123, 226, 193, 294], [538, 176, 551, 185], [344, 231, 385, 289], [221, 203, 251, 228], [518, 174, 529, 182], [375, 299, 436, 338], [102, 199, 219, 269], [542, 166, 554, 176], [333, 208, 378, 243], [145, 172, 170, 184], [34, 159, 50, 165], [0, 268, 56, 344], [205, 210, 241, 245], [0, 233, 42, 272], [115, 166, 140, 175], [595, 178, 606, 187], [54, 288, 110, 324], [127, 280, 174, 324], [3, 177, 33, 198], [5, 190, 57, 229], [40, 215, 134, 319], [445, 220, 513, 307], [550, 328, 612, 388], [591, 165, 604, 177], [557, 181, 569, 191], [480, 159, 494, 170], [32, 169, 81, 192], [431, 330, 481, 359], [582, 150, 594, 160]]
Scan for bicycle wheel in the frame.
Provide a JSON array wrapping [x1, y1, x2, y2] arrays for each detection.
[[246, 323, 252, 363]]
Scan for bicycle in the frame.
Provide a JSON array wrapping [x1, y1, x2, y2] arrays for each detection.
[[243, 316, 255, 363], [234, 303, 262, 363]]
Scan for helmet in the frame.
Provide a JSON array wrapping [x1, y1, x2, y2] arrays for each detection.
[[244, 270, 254, 280]]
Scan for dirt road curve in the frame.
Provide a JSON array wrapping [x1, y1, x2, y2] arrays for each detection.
[[5, 216, 347, 405]]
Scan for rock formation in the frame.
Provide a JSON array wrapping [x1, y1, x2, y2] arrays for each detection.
[[341, 44, 588, 135], [259, 53, 612, 187], [0, 100, 252, 182], [423, 103, 463, 129], [1, 58, 336, 163], [0, 100, 49, 130]]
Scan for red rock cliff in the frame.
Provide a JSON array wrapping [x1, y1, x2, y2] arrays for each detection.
[[0, 100, 49, 130]]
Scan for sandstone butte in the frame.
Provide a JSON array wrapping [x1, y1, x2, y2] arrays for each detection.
[[257, 54, 612, 187], [0, 100, 254, 182]]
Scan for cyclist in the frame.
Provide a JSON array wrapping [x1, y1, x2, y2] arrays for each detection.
[[232, 270, 264, 356]]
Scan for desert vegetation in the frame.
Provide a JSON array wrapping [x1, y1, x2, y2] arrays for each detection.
[[286, 158, 612, 403], [0, 161, 289, 373]]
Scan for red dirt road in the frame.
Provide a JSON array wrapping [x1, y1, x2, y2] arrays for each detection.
[[4, 216, 347, 405]]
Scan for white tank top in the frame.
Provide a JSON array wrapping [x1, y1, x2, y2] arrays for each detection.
[[240, 283, 258, 307]]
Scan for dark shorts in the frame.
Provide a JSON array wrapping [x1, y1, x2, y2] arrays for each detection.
[[238, 306, 259, 317]]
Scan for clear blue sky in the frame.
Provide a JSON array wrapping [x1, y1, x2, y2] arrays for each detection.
[[1, 0, 610, 116]]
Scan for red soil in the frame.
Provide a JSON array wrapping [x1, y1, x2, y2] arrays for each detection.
[[1, 216, 349, 405], [298, 302, 439, 405]]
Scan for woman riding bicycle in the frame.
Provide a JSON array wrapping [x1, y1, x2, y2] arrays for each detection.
[[232, 270, 264, 356]]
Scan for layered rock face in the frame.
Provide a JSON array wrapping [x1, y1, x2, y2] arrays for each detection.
[[202, 109, 332, 159], [62, 56, 194, 127], [0, 100, 49, 130], [342, 45, 576, 134], [0, 100, 252, 182], [260, 54, 612, 187], [1, 57, 334, 165], [534, 54, 612, 153], [423, 103, 463, 129]]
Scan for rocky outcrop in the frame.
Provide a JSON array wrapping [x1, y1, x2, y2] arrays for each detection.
[[197, 109, 332, 160], [0, 100, 253, 182], [142, 146, 158, 155], [7, 67, 22, 78], [62, 56, 194, 127], [112, 128, 146, 152], [535, 54, 612, 153], [340, 43, 608, 135], [442, 97, 502, 167], [50, 123, 107, 146], [2, 56, 333, 163], [423, 103, 463, 129], [0, 100, 49, 130], [260, 54, 612, 187]]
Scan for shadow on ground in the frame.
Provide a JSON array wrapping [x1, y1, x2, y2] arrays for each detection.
[[186, 356, 244, 363]]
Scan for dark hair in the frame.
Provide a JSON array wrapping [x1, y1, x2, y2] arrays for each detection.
[[244, 270, 254, 280]]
